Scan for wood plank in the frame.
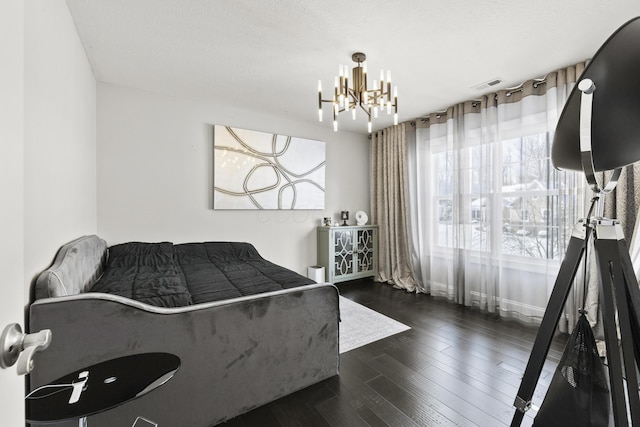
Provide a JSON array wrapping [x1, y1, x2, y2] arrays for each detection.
[[339, 351, 382, 381], [367, 374, 476, 427], [322, 376, 390, 427], [233, 404, 281, 427], [267, 381, 335, 426], [367, 354, 501, 426], [326, 368, 420, 427]]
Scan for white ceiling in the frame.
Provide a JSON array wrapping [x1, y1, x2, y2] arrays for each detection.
[[65, 0, 640, 135]]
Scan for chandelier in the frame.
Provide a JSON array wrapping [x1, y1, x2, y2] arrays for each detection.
[[318, 52, 398, 133]]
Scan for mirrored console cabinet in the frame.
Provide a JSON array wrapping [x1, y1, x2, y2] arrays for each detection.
[[317, 225, 378, 283]]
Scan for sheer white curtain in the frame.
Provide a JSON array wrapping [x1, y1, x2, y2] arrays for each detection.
[[407, 63, 589, 325]]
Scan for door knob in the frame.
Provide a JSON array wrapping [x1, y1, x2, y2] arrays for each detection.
[[0, 323, 52, 375]]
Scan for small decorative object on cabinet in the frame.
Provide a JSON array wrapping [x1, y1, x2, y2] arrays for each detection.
[[355, 210, 368, 226], [340, 211, 349, 226], [317, 225, 377, 283]]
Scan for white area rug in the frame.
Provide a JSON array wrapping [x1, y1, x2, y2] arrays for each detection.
[[339, 296, 411, 354]]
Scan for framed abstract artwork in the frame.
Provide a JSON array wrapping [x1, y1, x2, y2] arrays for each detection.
[[213, 125, 326, 210]]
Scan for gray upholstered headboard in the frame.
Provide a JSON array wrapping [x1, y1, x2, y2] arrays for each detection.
[[34, 235, 108, 300]]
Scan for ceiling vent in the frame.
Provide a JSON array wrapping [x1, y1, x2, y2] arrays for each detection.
[[472, 78, 503, 91]]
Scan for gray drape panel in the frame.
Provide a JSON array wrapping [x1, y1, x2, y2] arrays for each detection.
[[371, 123, 418, 290], [603, 164, 640, 240]]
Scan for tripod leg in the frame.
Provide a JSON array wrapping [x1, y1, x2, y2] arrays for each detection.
[[594, 224, 640, 426], [511, 229, 587, 427]]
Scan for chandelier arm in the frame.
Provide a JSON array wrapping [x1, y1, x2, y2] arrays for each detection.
[[371, 91, 386, 108], [358, 104, 371, 117]]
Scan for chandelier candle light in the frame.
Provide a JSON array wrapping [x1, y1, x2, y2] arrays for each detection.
[[318, 52, 398, 133]]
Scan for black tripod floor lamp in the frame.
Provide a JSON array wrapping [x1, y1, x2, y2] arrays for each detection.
[[511, 16, 640, 427]]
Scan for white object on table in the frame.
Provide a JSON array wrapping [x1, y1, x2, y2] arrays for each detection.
[[355, 211, 368, 226]]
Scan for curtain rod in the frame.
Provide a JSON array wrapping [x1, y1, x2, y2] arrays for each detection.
[[403, 58, 593, 129], [503, 77, 547, 97], [408, 76, 551, 127]]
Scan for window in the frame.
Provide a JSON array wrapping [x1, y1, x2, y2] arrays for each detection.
[[408, 65, 586, 321], [433, 131, 573, 260]]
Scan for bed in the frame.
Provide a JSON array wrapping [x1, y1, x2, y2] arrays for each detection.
[[28, 235, 340, 426]]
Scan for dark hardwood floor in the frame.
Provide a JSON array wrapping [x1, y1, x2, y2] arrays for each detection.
[[222, 279, 568, 427]]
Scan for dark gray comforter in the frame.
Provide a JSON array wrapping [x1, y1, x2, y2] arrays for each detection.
[[90, 241, 314, 307]]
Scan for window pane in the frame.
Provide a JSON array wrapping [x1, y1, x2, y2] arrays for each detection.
[[470, 144, 493, 193], [436, 152, 455, 195], [503, 195, 548, 258], [437, 198, 453, 247]]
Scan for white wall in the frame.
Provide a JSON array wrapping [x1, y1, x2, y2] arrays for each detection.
[[97, 83, 370, 274], [0, 1, 26, 424], [1, 0, 97, 424], [24, 0, 98, 284]]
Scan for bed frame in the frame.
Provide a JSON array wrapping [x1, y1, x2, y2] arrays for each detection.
[[28, 235, 340, 426]]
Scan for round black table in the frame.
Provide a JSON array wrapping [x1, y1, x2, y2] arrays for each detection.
[[26, 352, 180, 424]]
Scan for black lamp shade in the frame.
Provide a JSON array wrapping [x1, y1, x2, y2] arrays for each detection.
[[552, 17, 640, 172]]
